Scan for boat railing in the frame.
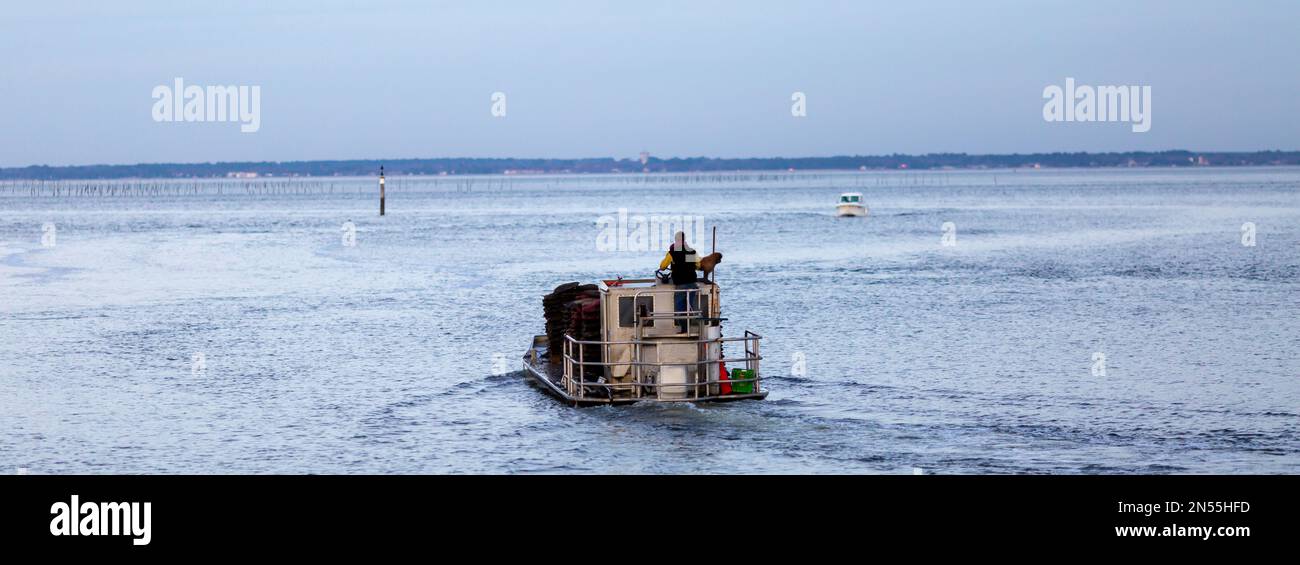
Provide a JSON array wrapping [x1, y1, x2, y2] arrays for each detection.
[[561, 332, 762, 401], [628, 285, 714, 337]]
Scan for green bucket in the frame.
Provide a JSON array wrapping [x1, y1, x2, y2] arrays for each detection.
[[730, 368, 755, 394]]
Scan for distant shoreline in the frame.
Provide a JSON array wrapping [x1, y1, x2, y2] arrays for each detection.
[[3, 150, 1299, 180]]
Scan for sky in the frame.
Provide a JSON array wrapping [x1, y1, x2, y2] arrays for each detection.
[[1, 0, 1297, 167]]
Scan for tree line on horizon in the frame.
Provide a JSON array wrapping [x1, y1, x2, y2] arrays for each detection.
[[3, 150, 1299, 180]]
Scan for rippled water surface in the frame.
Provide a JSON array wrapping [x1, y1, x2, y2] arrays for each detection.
[[2, 168, 1298, 473]]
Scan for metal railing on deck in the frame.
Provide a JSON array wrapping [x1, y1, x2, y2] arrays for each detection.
[[561, 332, 762, 401]]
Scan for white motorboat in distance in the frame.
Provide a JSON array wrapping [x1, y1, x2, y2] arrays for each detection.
[[836, 192, 868, 217]]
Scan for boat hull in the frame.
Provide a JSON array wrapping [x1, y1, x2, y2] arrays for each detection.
[[836, 204, 868, 217]]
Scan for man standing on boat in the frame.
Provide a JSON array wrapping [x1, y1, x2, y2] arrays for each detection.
[[659, 231, 700, 333]]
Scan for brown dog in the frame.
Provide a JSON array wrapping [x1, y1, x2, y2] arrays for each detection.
[[698, 252, 722, 282]]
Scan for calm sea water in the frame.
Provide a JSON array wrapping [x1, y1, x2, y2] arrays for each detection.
[[2, 168, 1298, 474]]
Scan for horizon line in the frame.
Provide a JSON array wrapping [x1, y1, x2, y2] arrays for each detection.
[[7, 148, 1300, 172]]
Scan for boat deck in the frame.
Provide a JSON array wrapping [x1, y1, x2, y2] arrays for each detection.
[[522, 337, 767, 407]]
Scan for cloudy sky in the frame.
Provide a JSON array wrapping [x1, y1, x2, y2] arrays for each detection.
[[1, 0, 1296, 166]]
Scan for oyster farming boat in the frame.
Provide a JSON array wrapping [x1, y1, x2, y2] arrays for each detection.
[[523, 276, 766, 406]]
